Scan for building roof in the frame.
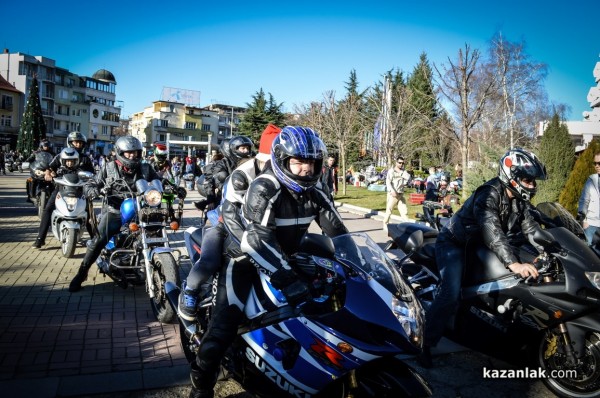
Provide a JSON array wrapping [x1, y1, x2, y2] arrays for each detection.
[[0, 74, 22, 94], [92, 69, 116, 83]]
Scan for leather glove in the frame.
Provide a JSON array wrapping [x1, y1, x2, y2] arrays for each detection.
[[205, 202, 216, 211], [177, 187, 187, 200], [270, 268, 311, 307], [87, 188, 100, 200], [577, 212, 585, 226]]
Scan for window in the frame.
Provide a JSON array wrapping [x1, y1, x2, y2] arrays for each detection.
[[0, 115, 12, 127], [1, 95, 13, 111], [202, 124, 211, 131], [157, 119, 168, 128], [185, 121, 197, 130], [101, 126, 109, 136], [158, 134, 165, 141]]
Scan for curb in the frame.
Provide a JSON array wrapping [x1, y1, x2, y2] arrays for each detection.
[[335, 202, 410, 223]]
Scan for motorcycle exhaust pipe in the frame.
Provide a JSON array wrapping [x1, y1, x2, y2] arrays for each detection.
[[164, 282, 199, 342]]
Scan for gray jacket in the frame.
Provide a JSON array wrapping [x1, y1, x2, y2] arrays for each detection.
[[578, 174, 600, 227]]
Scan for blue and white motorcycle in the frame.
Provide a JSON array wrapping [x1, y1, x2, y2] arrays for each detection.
[[167, 230, 431, 397], [95, 178, 181, 323]]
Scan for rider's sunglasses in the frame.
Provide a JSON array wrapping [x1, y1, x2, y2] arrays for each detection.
[[594, 162, 600, 166]]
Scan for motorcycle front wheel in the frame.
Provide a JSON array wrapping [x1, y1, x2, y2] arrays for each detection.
[[61, 226, 78, 258], [150, 253, 181, 324], [538, 331, 600, 398], [38, 191, 47, 219]]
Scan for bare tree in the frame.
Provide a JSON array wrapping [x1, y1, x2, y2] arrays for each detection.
[[367, 78, 425, 168], [488, 33, 548, 148], [434, 44, 497, 196], [295, 91, 364, 195]]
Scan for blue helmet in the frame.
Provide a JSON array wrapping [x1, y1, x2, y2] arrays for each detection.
[[271, 126, 327, 193]]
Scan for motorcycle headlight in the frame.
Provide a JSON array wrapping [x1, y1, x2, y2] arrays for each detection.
[[144, 189, 162, 207], [392, 296, 424, 348], [585, 272, 600, 290]]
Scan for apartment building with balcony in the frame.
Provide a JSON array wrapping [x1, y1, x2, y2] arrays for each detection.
[[130, 101, 219, 159], [0, 50, 121, 154]]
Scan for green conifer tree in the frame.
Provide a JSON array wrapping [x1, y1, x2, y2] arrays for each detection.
[[559, 138, 600, 215], [239, 88, 284, 142], [17, 76, 46, 155], [535, 113, 575, 204]]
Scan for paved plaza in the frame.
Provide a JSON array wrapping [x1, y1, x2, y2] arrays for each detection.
[[0, 172, 556, 397]]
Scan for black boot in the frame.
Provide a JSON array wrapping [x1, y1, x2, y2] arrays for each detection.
[[69, 265, 90, 293], [189, 362, 216, 398], [32, 238, 45, 248]]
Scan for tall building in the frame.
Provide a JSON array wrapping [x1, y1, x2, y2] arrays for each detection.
[[538, 56, 600, 151], [0, 49, 121, 154]]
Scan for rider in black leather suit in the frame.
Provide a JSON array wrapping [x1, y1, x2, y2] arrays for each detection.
[[68, 136, 159, 293], [187, 126, 348, 398], [418, 148, 545, 367]]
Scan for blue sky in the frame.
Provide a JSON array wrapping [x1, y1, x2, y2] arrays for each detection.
[[1, 1, 597, 121]]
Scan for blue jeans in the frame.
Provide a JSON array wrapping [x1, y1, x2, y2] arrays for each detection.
[[584, 225, 600, 245], [424, 231, 465, 347], [186, 222, 226, 291]]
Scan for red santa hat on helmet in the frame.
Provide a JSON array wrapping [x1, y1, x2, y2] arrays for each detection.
[[256, 124, 281, 162]]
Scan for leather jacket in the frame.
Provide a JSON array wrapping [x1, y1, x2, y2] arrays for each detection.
[[84, 161, 158, 210], [239, 168, 348, 276], [442, 177, 540, 267]]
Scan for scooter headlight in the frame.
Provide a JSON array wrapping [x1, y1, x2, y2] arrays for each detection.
[[585, 272, 600, 290], [144, 189, 162, 207], [392, 296, 424, 348]]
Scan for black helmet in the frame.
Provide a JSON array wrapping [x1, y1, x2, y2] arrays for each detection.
[[220, 139, 231, 160], [227, 136, 254, 165], [498, 148, 547, 202], [114, 136, 143, 170], [59, 147, 80, 169], [271, 126, 327, 193], [39, 139, 51, 150], [67, 131, 87, 153]]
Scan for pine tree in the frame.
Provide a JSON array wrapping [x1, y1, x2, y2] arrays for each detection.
[[17, 76, 46, 155], [559, 138, 600, 215], [239, 88, 284, 142], [535, 113, 575, 204]]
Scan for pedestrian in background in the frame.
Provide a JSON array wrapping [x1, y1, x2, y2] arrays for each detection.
[[577, 152, 600, 245], [382, 156, 411, 231], [321, 154, 338, 199]]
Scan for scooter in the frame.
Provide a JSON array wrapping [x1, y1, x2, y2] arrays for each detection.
[[167, 230, 432, 397], [387, 202, 600, 398], [51, 171, 93, 258]]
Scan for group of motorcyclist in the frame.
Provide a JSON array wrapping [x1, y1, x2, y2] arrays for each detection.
[[13, 124, 558, 397]]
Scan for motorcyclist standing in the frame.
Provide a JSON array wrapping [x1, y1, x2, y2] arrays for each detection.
[[187, 126, 348, 398], [418, 148, 544, 368], [26, 139, 55, 202], [32, 147, 94, 248], [68, 136, 160, 293]]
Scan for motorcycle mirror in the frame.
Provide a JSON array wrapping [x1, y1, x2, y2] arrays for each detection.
[[404, 229, 424, 253], [78, 171, 94, 182], [532, 228, 555, 249], [299, 233, 335, 259]]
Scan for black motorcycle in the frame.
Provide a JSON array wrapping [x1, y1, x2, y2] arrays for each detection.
[[387, 202, 600, 398], [29, 152, 55, 219], [414, 200, 453, 231]]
